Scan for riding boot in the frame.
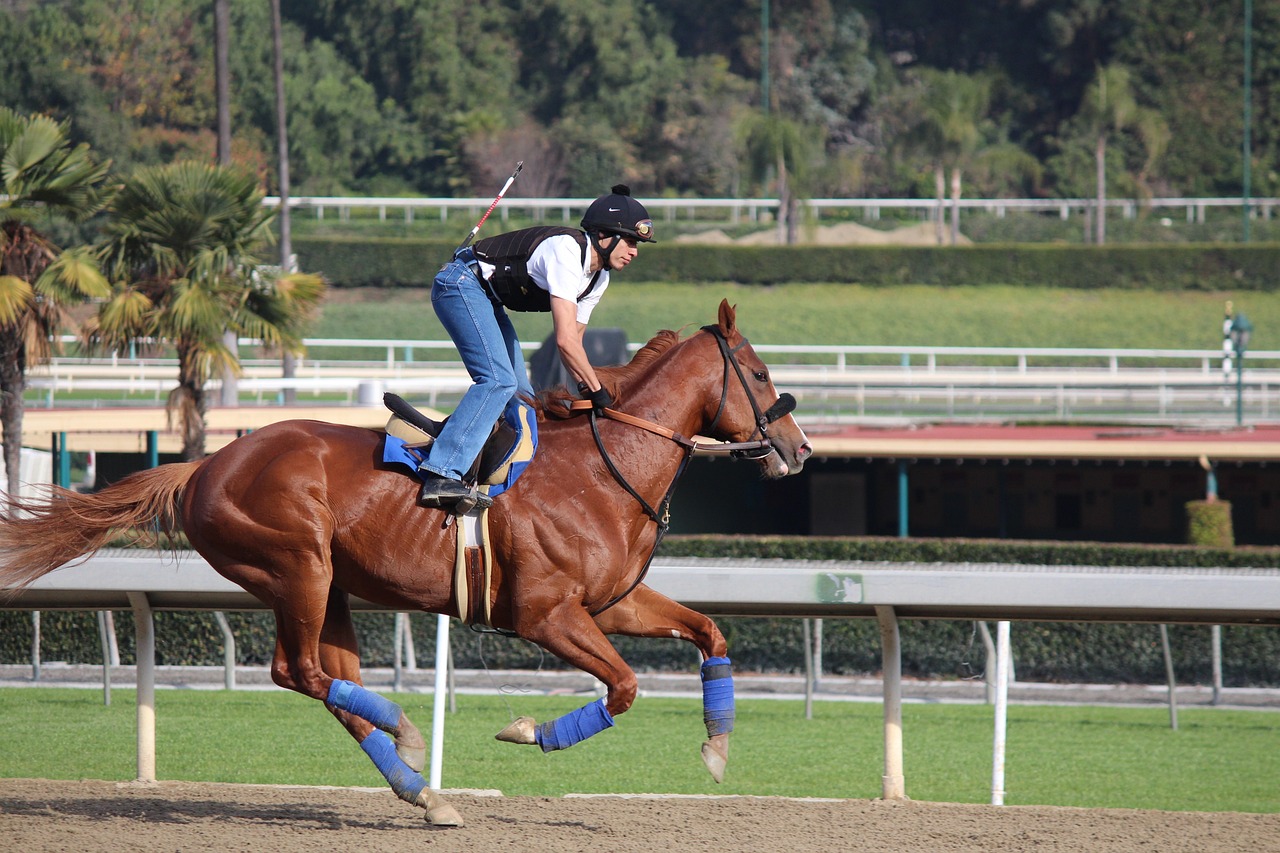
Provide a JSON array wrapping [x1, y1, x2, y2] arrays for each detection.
[[417, 470, 493, 512]]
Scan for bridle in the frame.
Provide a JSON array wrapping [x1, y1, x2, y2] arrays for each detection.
[[567, 324, 796, 615]]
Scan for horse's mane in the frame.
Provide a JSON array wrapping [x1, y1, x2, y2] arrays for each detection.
[[537, 328, 684, 419]]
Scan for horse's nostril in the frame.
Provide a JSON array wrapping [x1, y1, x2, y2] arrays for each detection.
[[799, 442, 813, 460]]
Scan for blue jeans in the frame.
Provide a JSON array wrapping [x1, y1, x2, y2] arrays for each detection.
[[419, 257, 533, 481]]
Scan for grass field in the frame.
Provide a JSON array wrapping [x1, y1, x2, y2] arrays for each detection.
[[1, 688, 1276, 813], [314, 283, 1280, 357]]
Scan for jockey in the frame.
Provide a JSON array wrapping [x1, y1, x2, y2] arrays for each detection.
[[416, 184, 656, 510]]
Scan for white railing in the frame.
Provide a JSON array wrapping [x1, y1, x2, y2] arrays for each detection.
[[261, 194, 1280, 226], [34, 337, 1280, 423]]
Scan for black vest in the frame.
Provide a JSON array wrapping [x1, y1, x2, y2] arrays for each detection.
[[472, 226, 601, 312]]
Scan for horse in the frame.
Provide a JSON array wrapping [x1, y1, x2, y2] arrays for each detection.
[[0, 299, 812, 827]]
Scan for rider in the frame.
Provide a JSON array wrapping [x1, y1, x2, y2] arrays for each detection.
[[416, 184, 657, 510]]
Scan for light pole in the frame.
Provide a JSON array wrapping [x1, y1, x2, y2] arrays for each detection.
[[1230, 312, 1253, 426], [1243, 0, 1254, 242]]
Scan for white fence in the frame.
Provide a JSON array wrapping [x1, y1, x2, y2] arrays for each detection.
[[31, 338, 1280, 424], [263, 195, 1280, 227]]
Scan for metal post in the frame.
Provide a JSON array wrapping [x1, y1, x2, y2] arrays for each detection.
[[97, 611, 112, 706], [393, 612, 406, 693], [897, 460, 909, 538], [146, 431, 159, 469], [1211, 625, 1223, 706], [1243, 0, 1254, 242], [991, 621, 1011, 805], [875, 605, 905, 800], [31, 611, 40, 681], [212, 612, 236, 690], [128, 591, 157, 782], [429, 613, 450, 789], [1160, 624, 1178, 731], [57, 432, 70, 488], [1236, 352, 1245, 426], [978, 621, 996, 704], [802, 618, 814, 720]]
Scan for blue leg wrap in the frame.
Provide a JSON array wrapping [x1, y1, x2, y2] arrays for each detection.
[[328, 679, 402, 732], [534, 698, 615, 753], [701, 656, 735, 737], [360, 730, 427, 804]]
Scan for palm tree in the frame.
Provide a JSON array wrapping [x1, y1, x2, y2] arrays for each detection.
[[903, 70, 991, 245], [88, 161, 324, 461], [738, 112, 822, 244], [1079, 64, 1169, 245], [0, 107, 112, 502]]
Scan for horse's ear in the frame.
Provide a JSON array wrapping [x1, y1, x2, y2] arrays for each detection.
[[717, 299, 737, 337]]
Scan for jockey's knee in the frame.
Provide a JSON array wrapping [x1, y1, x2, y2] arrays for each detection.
[[477, 371, 518, 404]]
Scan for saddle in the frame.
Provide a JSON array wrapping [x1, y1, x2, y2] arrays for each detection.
[[382, 392, 534, 488]]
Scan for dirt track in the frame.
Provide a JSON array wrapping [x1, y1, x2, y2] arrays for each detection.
[[2, 778, 1277, 853]]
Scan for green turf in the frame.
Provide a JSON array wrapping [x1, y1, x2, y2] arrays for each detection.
[[316, 283, 1280, 356], [1, 688, 1275, 813]]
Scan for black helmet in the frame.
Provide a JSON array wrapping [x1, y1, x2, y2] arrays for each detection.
[[580, 184, 656, 243]]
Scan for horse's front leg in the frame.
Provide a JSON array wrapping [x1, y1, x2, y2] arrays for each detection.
[[494, 602, 639, 753], [590, 584, 735, 783]]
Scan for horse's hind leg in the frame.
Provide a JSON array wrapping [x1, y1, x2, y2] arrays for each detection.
[[591, 584, 735, 783], [316, 588, 461, 827], [317, 589, 427, 772], [230, 562, 458, 826]]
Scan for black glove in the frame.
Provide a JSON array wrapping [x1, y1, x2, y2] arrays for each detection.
[[589, 386, 613, 411]]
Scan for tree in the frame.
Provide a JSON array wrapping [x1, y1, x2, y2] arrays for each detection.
[[88, 161, 324, 461], [0, 107, 112, 503], [897, 69, 993, 244], [1078, 63, 1168, 244], [738, 112, 824, 244]]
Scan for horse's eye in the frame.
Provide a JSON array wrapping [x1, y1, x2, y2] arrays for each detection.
[[753, 370, 768, 382]]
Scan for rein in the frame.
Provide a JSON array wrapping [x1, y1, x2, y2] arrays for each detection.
[[566, 325, 795, 616]]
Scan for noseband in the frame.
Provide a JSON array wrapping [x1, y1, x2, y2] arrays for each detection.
[[567, 324, 796, 615]]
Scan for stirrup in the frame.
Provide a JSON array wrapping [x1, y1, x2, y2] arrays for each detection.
[[418, 477, 493, 513]]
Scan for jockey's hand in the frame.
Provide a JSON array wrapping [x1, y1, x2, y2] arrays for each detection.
[[589, 387, 613, 412]]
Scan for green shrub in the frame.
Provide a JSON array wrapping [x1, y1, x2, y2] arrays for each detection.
[[294, 237, 1280, 290], [1185, 499, 1235, 547]]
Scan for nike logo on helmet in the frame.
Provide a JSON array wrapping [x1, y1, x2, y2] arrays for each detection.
[[608, 207, 622, 212]]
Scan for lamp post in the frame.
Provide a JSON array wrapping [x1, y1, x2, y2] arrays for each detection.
[[1230, 312, 1253, 426]]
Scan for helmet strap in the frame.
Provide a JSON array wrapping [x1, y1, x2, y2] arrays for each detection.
[[588, 232, 622, 269]]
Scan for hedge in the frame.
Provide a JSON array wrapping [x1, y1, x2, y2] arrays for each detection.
[[2, 536, 1276, 687], [294, 237, 1280, 290]]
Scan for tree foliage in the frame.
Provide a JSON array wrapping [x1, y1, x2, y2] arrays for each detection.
[[0, 106, 112, 501], [88, 161, 324, 461], [0, 0, 1273, 202]]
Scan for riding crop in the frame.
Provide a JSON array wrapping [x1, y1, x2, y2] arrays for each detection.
[[457, 160, 523, 251]]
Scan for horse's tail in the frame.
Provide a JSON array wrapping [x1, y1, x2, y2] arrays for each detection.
[[0, 460, 201, 599]]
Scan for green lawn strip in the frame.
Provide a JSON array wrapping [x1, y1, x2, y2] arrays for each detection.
[[2, 688, 1275, 812], [315, 284, 1280, 356]]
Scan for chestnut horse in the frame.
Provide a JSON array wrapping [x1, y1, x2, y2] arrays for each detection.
[[0, 300, 811, 826]]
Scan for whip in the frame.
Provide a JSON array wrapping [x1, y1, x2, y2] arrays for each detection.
[[457, 161, 523, 251]]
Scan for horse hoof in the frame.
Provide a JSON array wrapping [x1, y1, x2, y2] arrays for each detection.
[[397, 742, 427, 774], [415, 789, 464, 827], [495, 716, 538, 745], [701, 740, 728, 783], [427, 802, 465, 827], [394, 715, 428, 773]]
